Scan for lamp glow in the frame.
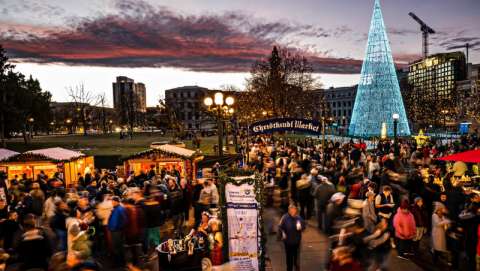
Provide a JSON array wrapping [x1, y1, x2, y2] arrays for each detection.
[[214, 92, 224, 105], [225, 96, 234, 106], [392, 113, 399, 120], [204, 97, 213, 106]]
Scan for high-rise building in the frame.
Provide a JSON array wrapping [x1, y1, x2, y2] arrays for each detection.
[[407, 52, 467, 130], [112, 76, 147, 127], [456, 63, 480, 128], [349, 0, 410, 137]]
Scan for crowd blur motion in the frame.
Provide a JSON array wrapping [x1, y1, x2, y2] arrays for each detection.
[[0, 132, 479, 271], [246, 133, 479, 271]]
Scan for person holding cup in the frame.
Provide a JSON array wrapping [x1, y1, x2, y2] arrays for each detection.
[[278, 204, 306, 271]]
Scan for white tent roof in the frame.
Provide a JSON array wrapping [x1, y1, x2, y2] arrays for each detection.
[[26, 147, 86, 161], [0, 148, 19, 161], [155, 144, 197, 158]]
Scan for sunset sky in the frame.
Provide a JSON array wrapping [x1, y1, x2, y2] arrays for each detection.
[[1, 0, 479, 106]]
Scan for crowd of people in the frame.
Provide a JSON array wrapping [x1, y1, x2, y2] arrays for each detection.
[[0, 132, 479, 271], [0, 164, 224, 271], [246, 133, 479, 271]]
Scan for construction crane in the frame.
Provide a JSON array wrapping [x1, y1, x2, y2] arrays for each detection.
[[408, 12, 436, 59]]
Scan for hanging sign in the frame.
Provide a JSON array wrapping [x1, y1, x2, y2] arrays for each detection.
[[249, 118, 321, 135], [225, 181, 260, 271]]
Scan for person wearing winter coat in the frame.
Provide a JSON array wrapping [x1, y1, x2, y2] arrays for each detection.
[[431, 202, 451, 262], [325, 193, 346, 235], [108, 196, 127, 267], [410, 197, 428, 251], [393, 199, 416, 259], [363, 219, 391, 270], [296, 174, 313, 219], [16, 214, 52, 270], [313, 176, 336, 231], [278, 205, 306, 271], [362, 191, 377, 233]]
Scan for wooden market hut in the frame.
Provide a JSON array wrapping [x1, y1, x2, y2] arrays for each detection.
[[0, 147, 94, 187], [123, 144, 203, 181]]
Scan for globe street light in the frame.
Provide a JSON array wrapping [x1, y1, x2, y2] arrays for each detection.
[[225, 96, 234, 106], [204, 97, 213, 107], [214, 92, 224, 106], [204, 92, 235, 157]]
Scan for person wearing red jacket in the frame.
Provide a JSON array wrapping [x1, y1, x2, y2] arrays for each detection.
[[393, 199, 416, 259]]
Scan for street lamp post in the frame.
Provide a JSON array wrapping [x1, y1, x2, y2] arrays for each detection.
[[204, 92, 235, 157], [28, 117, 34, 139], [66, 118, 72, 134], [392, 113, 399, 157]]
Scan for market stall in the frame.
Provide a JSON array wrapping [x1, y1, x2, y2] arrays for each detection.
[[0, 147, 94, 186], [0, 149, 19, 174], [123, 144, 203, 181]]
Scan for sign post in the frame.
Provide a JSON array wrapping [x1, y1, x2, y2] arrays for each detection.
[[219, 171, 265, 271]]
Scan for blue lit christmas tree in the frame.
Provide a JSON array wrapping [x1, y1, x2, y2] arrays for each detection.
[[349, 0, 410, 137]]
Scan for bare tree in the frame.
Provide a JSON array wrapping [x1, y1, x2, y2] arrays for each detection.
[[159, 98, 185, 140], [67, 83, 96, 136], [239, 46, 328, 121]]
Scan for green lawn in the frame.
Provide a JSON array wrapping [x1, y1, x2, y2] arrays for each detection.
[[4, 132, 231, 157], [5, 132, 174, 156]]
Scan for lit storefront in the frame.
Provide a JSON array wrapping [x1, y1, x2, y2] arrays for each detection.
[[0, 147, 94, 187], [123, 144, 203, 181]]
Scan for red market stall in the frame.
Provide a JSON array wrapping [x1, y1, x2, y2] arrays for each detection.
[[123, 144, 203, 181], [436, 149, 480, 163], [0, 147, 94, 187]]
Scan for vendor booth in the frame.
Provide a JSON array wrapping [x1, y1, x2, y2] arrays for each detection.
[[0, 147, 94, 187], [123, 144, 203, 181]]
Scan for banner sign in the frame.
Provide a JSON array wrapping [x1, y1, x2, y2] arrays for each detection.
[[225, 182, 260, 271], [249, 118, 321, 135]]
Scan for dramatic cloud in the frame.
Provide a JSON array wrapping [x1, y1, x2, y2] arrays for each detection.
[[0, 0, 362, 74], [387, 27, 418, 36], [431, 29, 480, 53]]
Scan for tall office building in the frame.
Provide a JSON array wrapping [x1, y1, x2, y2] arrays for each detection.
[[407, 52, 466, 130], [112, 76, 147, 127]]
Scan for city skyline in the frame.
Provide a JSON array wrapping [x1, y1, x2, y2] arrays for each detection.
[[1, 0, 479, 106]]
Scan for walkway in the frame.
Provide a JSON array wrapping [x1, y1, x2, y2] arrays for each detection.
[[264, 207, 424, 271]]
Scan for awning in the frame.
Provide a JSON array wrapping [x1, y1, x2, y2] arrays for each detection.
[[124, 144, 201, 160], [0, 149, 19, 162], [5, 147, 86, 162], [436, 149, 480, 163]]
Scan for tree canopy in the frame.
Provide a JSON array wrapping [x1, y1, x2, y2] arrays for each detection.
[[239, 46, 327, 122], [0, 45, 52, 145]]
